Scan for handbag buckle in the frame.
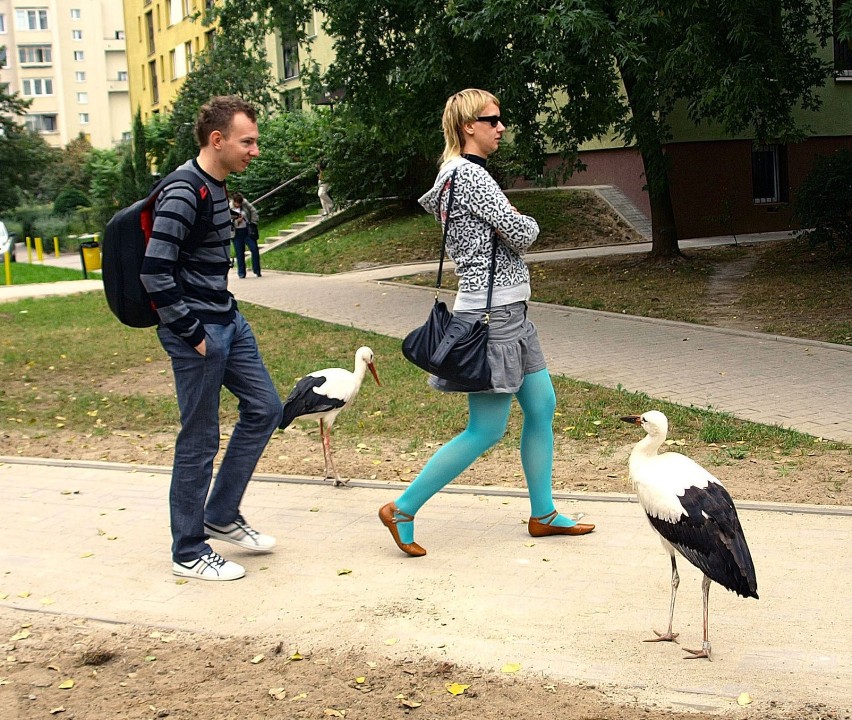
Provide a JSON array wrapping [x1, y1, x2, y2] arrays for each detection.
[[483, 311, 491, 325]]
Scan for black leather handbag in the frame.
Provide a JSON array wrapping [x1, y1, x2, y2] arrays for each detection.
[[402, 168, 496, 392]]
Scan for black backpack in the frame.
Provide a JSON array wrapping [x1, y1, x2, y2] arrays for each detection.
[[102, 168, 213, 328]]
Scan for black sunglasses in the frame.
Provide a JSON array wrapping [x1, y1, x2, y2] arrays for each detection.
[[475, 115, 503, 127]]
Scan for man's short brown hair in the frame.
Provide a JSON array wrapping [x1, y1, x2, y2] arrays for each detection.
[[194, 95, 257, 148]]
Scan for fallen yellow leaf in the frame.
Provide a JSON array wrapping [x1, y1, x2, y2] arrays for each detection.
[[11, 630, 30, 641], [58, 679, 74, 690], [355, 676, 366, 684], [737, 692, 753, 706], [324, 709, 345, 717], [251, 654, 264, 664], [290, 692, 308, 701], [268, 687, 287, 700], [80, 553, 94, 559], [337, 569, 352, 576], [290, 651, 303, 661], [445, 682, 470, 696], [501, 662, 521, 673], [144, 656, 156, 662], [49, 707, 65, 715], [40, 598, 55, 606], [384, 638, 398, 646]]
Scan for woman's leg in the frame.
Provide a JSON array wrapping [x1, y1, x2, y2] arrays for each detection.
[[515, 368, 577, 527], [392, 392, 513, 543]]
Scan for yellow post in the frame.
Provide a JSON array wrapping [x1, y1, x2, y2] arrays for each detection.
[[26, 236, 33, 263], [54, 236, 60, 257], [35, 237, 44, 261], [3, 252, 10, 286]]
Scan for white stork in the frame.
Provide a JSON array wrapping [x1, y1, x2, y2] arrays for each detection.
[[621, 410, 758, 660], [280, 346, 380, 486]]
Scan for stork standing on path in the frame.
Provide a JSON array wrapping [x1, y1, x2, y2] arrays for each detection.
[[621, 410, 758, 660], [279, 347, 380, 486]]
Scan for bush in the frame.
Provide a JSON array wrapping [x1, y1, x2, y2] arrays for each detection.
[[53, 187, 91, 215], [795, 149, 852, 250]]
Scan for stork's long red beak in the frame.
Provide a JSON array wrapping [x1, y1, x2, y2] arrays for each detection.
[[620, 415, 642, 426], [368, 362, 381, 387]]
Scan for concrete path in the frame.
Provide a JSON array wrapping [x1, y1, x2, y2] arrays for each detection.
[[1, 458, 850, 712]]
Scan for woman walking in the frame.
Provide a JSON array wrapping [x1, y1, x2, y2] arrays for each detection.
[[379, 89, 595, 557]]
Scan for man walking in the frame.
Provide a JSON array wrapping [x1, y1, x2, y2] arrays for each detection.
[[141, 96, 282, 581]]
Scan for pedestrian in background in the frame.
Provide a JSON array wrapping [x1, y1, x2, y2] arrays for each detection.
[[317, 162, 334, 217], [379, 88, 595, 557], [230, 191, 262, 278]]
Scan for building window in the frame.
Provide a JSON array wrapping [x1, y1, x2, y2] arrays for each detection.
[[116, 30, 125, 39], [305, 11, 316, 38], [0, 13, 6, 33], [75, 71, 85, 81], [77, 91, 88, 103], [149, 59, 159, 105], [185, 40, 194, 71], [282, 88, 302, 113], [15, 8, 49, 31], [117, 70, 128, 81], [168, 0, 190, 26], [72, 29, 82, 40], [79, 113, 89, 124], [145, 12, 155, 55], [0, 49, 7, 68], [25, 113, 57, 133], [834, 1, 852, 76], [70, 9, 81, 19], [74, 50, 85, 61], [282, 37, 299, 79], [170, 43, 188, 79], [22, 78, 53, 96], [18, 45, 52, 64], [752, 144, 789, 205]]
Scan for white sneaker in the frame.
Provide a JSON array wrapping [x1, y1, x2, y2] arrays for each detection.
[[172, 551, 245, 581], [204, 515, 276, 553]]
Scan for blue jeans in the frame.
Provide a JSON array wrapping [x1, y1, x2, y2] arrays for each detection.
[[157, 313, 282, 562], [233, 227, 261, 277]]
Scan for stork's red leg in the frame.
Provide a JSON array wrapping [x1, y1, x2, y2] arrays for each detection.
[[646, 555, 680, 643], [320, 419, 346, 486], [684, 575, 713, 660]]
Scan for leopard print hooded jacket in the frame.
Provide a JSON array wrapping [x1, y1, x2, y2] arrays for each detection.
[[419, 156, 540, 311]]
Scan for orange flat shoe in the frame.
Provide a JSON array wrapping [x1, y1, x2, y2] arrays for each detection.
[[378, 502, 427, 557], [528, 509, 595, 537]]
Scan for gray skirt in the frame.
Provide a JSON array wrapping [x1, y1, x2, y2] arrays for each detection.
[[428, 301, 547, 394]]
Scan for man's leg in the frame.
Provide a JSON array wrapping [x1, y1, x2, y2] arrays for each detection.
[[205, 313, 282, 526], [157, 325, 226, 563]]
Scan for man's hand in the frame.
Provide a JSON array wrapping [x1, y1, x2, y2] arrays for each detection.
[[195, 339, 207, 356]]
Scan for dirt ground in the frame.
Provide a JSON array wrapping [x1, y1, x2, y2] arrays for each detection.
[[2, 613, 849, 720]]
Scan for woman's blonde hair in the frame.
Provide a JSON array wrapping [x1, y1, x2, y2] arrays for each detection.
[[440, 88, 500, 166]]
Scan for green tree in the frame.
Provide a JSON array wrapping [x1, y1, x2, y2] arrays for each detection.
[[132, 108, 151, 197], [215, 0, 836, 259], [0, 61, 53, 213]]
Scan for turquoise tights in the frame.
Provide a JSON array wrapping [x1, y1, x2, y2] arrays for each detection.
[[393, 369, 575, 544]]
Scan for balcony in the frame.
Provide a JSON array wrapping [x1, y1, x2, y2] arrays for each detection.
[[104, 38, 126, 53], [108, 79, 129, 93]]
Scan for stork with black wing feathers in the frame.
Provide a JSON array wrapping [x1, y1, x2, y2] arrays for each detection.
[[280, 346, 380, 486], [621, 410, 758, 660]]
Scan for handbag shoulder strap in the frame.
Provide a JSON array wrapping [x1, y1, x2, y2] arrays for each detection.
[[435, 166, 497, 314]]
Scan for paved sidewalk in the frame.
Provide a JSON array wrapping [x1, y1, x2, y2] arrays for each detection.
[[1, 458, 850, 712]]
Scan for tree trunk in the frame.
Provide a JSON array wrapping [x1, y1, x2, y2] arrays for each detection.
[[618, 59, 682, 259]]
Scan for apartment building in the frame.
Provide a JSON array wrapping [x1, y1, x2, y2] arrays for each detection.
[[122, 0, 335, 120], [0, 0, 130, 148]]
